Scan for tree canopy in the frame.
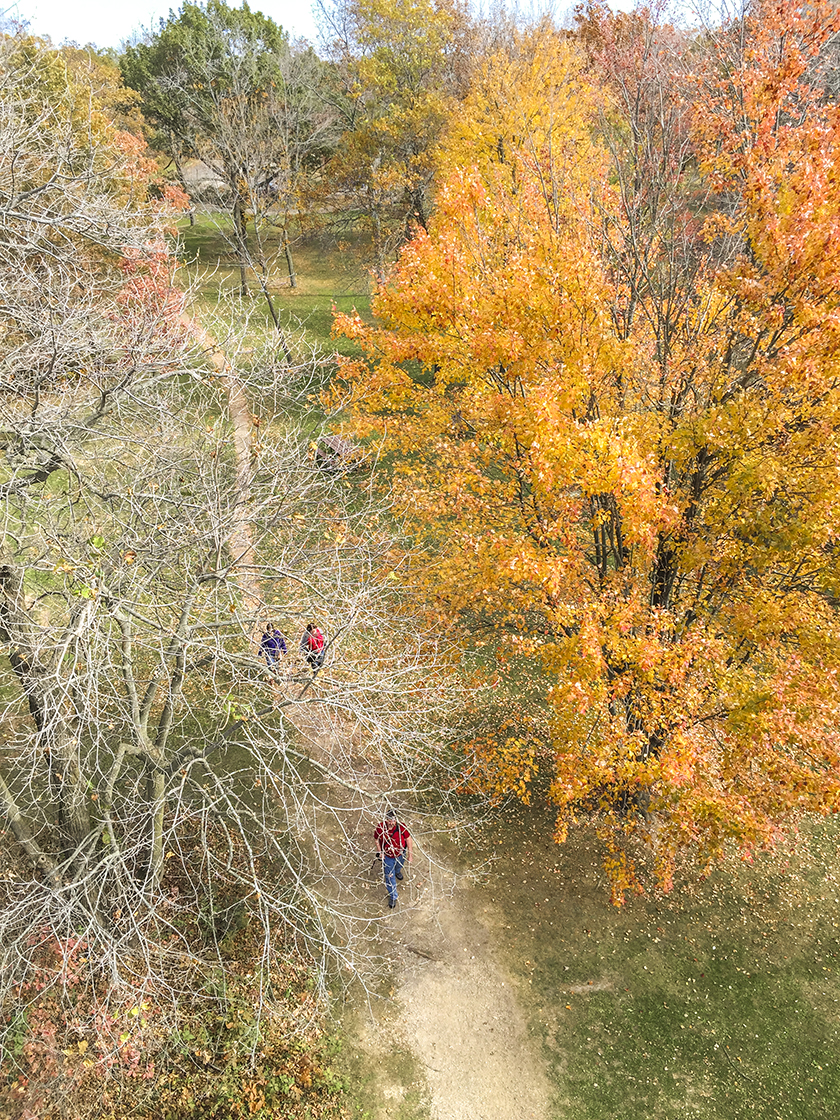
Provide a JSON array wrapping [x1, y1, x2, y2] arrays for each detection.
[[121, 0, 289, 148], [315, 0, 471, 273], [122, 1, 330, 303], [0, 29, 455, 1115], [336, 3, 840, 900]]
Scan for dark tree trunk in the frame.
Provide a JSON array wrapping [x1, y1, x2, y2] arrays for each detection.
[[283, 229, 297, 288], [232, 195, 250, 297]]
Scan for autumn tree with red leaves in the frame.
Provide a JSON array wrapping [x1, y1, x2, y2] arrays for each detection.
[[337, 4, 840, 901]]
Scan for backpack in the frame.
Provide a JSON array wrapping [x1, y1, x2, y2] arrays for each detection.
[[311, 628, 324, 652], [381, 823, 407, 858]]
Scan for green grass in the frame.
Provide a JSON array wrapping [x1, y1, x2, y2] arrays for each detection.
[[473, 799, 840, 1119], [176, 211, 374, 355], [331, 979, 429, 1120]]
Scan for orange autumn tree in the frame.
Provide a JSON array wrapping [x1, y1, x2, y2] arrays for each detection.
[[335, 6, 840, 900]]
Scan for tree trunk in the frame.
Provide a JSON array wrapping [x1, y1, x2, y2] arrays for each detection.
[[145, 765, 166, 889], [0, 563, 92, 861], [232, 195, 250, 297], [253, 274, 293, 362], [405, 184, 427, 239], [0, 768, 61, 885], [372, 205, 385, 285], [283, 229, 297, 288], [171, 149, 195, 226], [54, 726, 92, 854], [249, 213, 293, 350]]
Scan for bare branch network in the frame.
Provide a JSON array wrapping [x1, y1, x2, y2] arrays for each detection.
[[0, 32, 465, 1103]]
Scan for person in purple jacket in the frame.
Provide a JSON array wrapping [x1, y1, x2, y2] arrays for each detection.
[[259, 622, 287, 671]]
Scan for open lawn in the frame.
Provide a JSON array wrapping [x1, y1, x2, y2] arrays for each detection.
[[177, 210, 374, 355], [479, 799, 840, 1119]]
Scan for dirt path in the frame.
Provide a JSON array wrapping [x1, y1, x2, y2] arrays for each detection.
[[366, 847, 553, 1120], [288, 712, 553, 1118]]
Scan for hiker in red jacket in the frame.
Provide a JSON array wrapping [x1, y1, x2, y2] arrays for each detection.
[[374, 809, 412, 909], [300, 622, 325, 670]]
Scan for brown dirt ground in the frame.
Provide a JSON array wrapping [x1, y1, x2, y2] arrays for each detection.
[[289, 708, 552, 1118], [359, 846, 553, 1120]]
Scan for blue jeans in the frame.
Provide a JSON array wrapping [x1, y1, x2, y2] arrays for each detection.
[[382, 851, 406, 903]]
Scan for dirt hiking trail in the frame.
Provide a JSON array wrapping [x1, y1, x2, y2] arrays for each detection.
[[356, 847, 553, 1120], [289, 709, 552, 1118]]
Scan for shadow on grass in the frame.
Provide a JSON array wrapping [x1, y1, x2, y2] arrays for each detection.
[[472, 799, 840, 1120]]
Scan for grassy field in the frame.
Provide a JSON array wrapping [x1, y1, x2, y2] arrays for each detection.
[[335, 1001, 428, 1120], [177, 211, 373, 355], [328, 797, 840, 1120], [477, 798, 840, 1119]]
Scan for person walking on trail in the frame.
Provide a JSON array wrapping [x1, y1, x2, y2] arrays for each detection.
[[374, 809, 412, 910], [259, 622, 287, 671], [300, 622, 325, 670]]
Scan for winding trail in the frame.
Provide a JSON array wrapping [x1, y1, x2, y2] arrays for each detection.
[[179, 319, 551, 1115]]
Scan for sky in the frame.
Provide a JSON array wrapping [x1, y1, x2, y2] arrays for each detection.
[[8, 0, 322, 50], [6, 0, 639, 53]]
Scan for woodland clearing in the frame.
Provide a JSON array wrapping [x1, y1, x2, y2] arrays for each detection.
[[7, 10, 840, 1117]]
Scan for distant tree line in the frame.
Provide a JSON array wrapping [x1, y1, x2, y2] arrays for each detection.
[[118, 0, 477, 300]]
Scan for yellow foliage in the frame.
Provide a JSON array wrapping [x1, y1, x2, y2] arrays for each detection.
[[336, 6, 840, 895]]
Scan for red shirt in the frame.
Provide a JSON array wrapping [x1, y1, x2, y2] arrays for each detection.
[[374, 821, 410, 858]]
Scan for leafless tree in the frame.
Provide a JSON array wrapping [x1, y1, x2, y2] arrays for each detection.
[[0, 32, 461, 1114]]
